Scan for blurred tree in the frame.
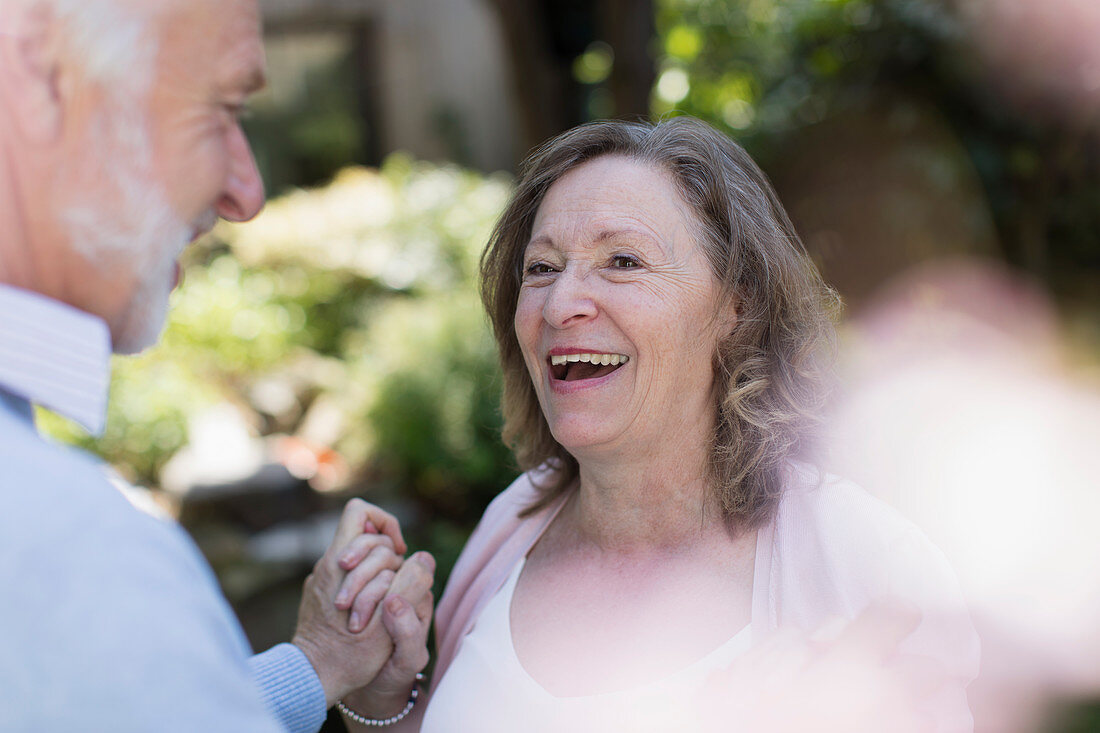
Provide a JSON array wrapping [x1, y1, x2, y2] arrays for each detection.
[[654, 0, 1099, 317], [489, 0, 656, 154]]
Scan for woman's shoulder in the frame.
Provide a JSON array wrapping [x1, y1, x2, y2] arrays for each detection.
[[778, 460, 933, 553], [432, 469, 566, 680], [767, 463, 979, 730], [442, 469, 559, 584], [769, 461, 981, 701], [477, 470, 546, 527], [771, 460, 970, 618]]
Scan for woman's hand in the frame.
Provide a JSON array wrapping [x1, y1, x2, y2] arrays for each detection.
[[290, 499, 420, 707], [327, 502, 436, 724], [338, 551, 435, 724], [334, 526, 406, 633]]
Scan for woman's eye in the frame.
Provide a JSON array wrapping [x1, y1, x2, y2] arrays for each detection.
[[524, 262, 556, 275], [610, 254, 640, 269]]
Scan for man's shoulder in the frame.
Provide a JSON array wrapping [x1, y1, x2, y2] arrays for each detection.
[[1, 409, 113, 517], [0, 403, 102, 479], [0, 412, 287, 732], [0, 410, 176, 552], [0, 404, 239, 639], [0, 416, 219, 606]]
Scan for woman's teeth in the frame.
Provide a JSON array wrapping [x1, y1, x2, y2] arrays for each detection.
[[550, 353, 629, 366]]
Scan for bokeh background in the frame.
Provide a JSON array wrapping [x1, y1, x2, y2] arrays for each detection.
[[43, 0, 1099, 730]]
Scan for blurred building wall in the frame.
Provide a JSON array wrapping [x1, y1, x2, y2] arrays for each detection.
[[261, 0, 519, 172]]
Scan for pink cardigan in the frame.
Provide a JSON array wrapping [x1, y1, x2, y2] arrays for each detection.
[[410, 464, 979, 731]]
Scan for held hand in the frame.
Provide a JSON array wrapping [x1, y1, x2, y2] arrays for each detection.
[[339, 551, 436, 724], [334, 527, 406, 633], [290, 499, 407, 707]]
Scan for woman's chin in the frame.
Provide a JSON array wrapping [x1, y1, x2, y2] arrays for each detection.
[[548, 421, 625, 458]]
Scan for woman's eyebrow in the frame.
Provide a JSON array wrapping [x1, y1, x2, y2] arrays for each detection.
[[526, 227, 663, 252], [595, 227, 673, 258], [594, 228, 657, 244]]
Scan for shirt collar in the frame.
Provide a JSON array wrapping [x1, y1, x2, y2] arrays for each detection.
[[0, 284, 111, 435]]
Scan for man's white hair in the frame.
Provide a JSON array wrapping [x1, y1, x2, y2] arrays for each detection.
[[19, 0, 160, 94]]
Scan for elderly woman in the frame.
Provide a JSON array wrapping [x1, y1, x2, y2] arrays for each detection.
[[335, 116, 978, 731]]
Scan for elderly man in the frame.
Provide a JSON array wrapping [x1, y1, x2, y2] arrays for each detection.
[[0, 0, 432, 731]]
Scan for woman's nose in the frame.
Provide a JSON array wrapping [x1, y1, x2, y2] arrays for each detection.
[[542, 269, 597, 328]]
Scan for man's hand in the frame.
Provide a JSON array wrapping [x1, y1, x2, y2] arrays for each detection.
[[290, 499, 411, 707]]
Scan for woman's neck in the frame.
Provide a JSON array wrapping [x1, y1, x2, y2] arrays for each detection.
[[557, 398, 737, 551], [566, 455, 733, 553]]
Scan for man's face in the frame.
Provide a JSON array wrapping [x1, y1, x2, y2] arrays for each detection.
[[145, 0, 266, 235], [60, 0, 266, 353]]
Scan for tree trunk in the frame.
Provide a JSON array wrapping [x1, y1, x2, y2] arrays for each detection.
[[602, 0, 655, 121], [487, 0, 656, 160]]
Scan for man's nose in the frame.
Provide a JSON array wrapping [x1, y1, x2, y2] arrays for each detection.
[[542, 267, 598, 328], [215, 123, 265, 222]]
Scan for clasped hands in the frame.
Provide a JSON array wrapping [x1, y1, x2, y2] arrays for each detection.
[[291, 499, 435, 720]]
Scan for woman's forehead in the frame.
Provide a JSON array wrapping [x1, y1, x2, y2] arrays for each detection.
[[529, 157, 695, 245]]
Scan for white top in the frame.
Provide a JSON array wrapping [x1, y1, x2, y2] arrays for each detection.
[[422, 557, 751, 733], [0, 284, 110, 434], [424, 467, 979, 733]]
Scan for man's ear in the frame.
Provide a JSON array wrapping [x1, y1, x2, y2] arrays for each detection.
[[0, 3, 65, 144]]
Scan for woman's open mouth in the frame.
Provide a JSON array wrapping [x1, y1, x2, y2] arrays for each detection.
[[549, 352, 630, 382]]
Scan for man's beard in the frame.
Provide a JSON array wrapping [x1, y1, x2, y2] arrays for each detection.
[[59, 98, 206, 354]]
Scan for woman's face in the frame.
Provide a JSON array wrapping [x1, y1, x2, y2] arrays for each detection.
[[515, 156, 736, 460]]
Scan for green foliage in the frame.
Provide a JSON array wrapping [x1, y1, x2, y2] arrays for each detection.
[[654, 0, 1099, 316], [574, 42, 615, 85], [654, 0, 930, 140], [1042, 700, 1100, 733], [363, 292, 513, 515]]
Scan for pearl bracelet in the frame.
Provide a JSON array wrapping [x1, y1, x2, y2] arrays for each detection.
[[336, 674, 425, 727]]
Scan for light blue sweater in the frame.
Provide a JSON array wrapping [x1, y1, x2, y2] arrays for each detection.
[[0, 390, 327, 732]]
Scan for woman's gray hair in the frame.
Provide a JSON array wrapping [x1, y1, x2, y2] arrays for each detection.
[[481, 116, 841, 527]]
